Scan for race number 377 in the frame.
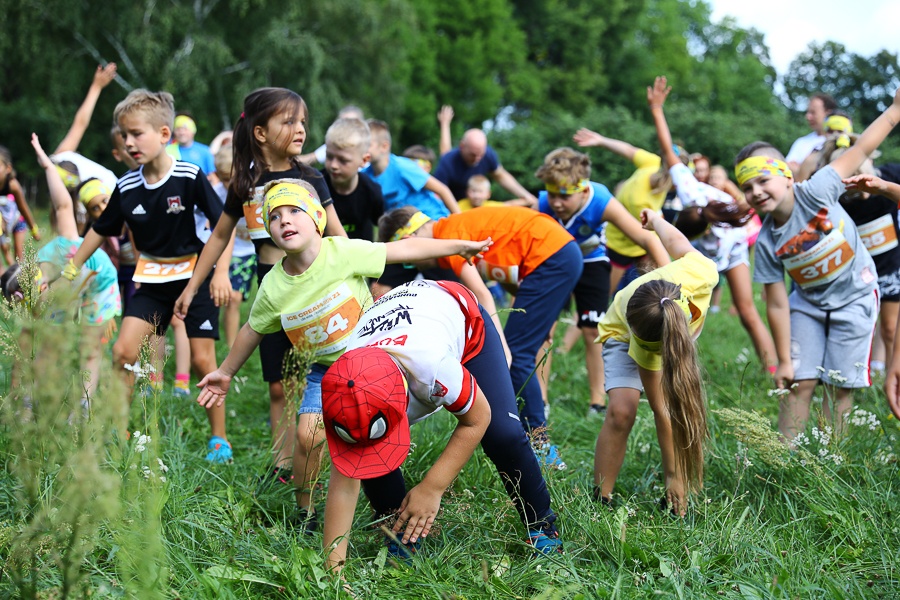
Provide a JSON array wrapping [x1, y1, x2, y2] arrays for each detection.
[[784, 231, 854, 290]]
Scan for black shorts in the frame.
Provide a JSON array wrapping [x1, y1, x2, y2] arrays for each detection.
[[376, 263, 460, 289], [256, 262, 293, 383], [605, 247, 643, 270], [573, 261, 611, 328], [126, 274, 220, 339]]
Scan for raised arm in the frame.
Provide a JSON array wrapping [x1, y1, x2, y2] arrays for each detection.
[[647, 76, 680, 169], [54, 63, 118, 154], [831, 88, 900, 178], [573, 128, 639, 161], [603, 199, 670, 267], [438, 105, 454, 157], [32, 133, 78, 240], [640, 208, 694, 260]]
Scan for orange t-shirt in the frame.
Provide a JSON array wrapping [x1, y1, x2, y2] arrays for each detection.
[[432, 206, 574, 285]]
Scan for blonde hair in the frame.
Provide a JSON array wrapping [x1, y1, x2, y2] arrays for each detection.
[[626, 279, 707, 492], [534, 147, 591, 184], [367, 119, 391, 146], [325, 118, 371, 154], [649, 167, 672, 196], [113, 89, 175, 133], [214, 146, 233, 181], [467, 174, 491, 192]]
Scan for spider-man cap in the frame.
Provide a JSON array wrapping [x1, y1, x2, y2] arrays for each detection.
[[322, 347, 411, 479]]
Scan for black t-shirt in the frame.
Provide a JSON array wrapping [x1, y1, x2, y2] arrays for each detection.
[[841, 192, 900, 276], [321, 170, 384, 241], [93, 161, 220, 257], [223, 164, 332, 252]]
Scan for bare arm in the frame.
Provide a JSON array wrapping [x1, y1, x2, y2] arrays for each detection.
[[573, 128, 639, 161], [323, 470, 361, 572], [71, 228, 106, 270], [384, 237, 491, 265], [647, 77, 680, 170], [438, 105, 454, 157], [843, 174, 900, 203], [54, 64, 118, 154], [764, 281, 793, 389], [32, 133, 78, 240], [640, 208, 695, 260], [8, 179, 38, 238], [393, 387, 490, 544], [491, 167, 537, 206], [424, 176, 461, 214], [174, 212, 238, 318], [830, 88, 900, 178], [604, 200, 669, 267]]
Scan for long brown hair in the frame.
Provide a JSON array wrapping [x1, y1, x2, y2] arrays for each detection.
[[626, 279, 707, 492]]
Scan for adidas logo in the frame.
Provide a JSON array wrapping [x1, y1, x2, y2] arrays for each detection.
[[132, 204, 147, 215], [199, 320, 213, 331]]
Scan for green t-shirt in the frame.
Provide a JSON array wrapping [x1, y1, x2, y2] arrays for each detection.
[[248, 237, 387, 365]]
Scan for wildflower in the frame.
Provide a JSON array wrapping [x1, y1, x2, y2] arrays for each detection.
[[854, 362, 865, 369], [829, 453, 844, 466], [134, 433, 151, 453], [792, 432, 809, 447], [816, 366, 826, 373], [735, 348, 751, 364], [627, 506, 636, 518], [124, 361, 156, 380], [767, 388, 790, 397], [157, 458, 169, 473], [848, 409, 880, 431], [639, 442, 651, 454], [827, 370, 847, 384]]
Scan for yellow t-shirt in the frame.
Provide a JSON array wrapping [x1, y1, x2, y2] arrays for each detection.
[[597, 251, 717, 370], [248, 237, 387, 366], [458, 199, 508, 212], [605, 150, 666, 258]]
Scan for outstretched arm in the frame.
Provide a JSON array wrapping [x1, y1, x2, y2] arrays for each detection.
[[491, 167, 538, 207], [54, 63, 118, 154], [196, 323, 263, 408], [573, 128, 639, 161], [843, 174, 900, 203], [639, 208, 694, 260], [603, 199, 669, 267], [384, 237, 491, 265], [424, 176, 461, 214], [32, 133, 78, 240], [438, 105, 454, 157], [831, 88, 900, 178], [647, 76, 680, 169]]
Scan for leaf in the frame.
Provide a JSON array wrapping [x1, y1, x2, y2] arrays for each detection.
[[204, 565, 280, 587]]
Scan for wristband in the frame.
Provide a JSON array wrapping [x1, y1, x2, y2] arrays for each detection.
[[31, 225, 39, 237], [61, 259, 79, 282]]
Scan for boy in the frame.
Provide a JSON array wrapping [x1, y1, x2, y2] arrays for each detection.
[[64, 89, 234, 461], [196, 180, 490, 528], [740, 87, 900, 441], [458, 175, 505, 211], [321, 118, 384, 241]]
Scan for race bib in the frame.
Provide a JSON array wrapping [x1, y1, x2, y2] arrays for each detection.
[[133, 253, 197, 283], [242, 189, 269, 239], [281, 283, 363, 357], [857, 214, 898, 257], [783, 229, 854, 289], [475, 260, 520, 285]]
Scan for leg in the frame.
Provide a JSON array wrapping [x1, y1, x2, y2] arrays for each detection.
[[823, 385, 854, 436], [171, 315, 192, 375], [360, 469, 408, 520], [536, 322, 556, 410], [559, 320, 581, 353], [778, 379, 817, 442], [82, 326, 106, 401], [111, 316, 160, 403], [880, 300, 899, 369], [582, 327, 607, 408], [269, 380, 295, 468], [725, 264, 776, 369], [189, 337, 226, 440], [293, 412, 326, 511], [13, 229, 26, 262], [224, 290, 243, 348], [593, 387, 640, 499]]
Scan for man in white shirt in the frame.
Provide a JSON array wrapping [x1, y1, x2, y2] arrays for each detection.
[[785, 93, 838, 171]]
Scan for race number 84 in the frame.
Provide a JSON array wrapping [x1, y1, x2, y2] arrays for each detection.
[[303, 313, 350, 344]]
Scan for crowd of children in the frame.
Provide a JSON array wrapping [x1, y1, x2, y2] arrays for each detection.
[[3, 62, 900, 572]]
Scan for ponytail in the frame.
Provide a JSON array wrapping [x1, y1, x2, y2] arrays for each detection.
[[626, 279, 707, 492]]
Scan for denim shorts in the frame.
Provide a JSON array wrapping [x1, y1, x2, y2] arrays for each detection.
[[298, 363, 329, 415]]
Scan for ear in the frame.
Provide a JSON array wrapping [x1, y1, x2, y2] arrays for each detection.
[[254, 125, 267, 146], [361, 151, 371, 164], [111, 149, 123, 163], [159, 125, 172, 144]]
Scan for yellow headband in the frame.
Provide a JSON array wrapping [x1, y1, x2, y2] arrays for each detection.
[[263, 182, 326, 236], [415, 158, 432, 172], [56, 165, 80, 190], [735, 157, 792, 187], [78, 179, 111, 206], [390, 211, 432, 242], [824, 115, 852, 134], [545, 179, 589, 196], [174, 115, 197, 135]]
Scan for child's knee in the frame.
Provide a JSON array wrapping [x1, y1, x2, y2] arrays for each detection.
[[295, 416, 323, 451], [605, 399, 638, 431], [112, 342, 137, 368]]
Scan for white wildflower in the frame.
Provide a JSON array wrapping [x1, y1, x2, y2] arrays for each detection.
[[816, 366, 826, 373], [830, 453, 844, 466], [627, 506, 637, 518], [639, 442, 651, 454], [768, 388, 790, 397], [792, 432, 809, 446], [142, 465, 152, 479], [854, 362, 865, 369], [827, 369, 847, 384], [157, 458, 169, 473], [735, 348, 751, 364], [124, 361, 156, 380], [818, 448, 829, 457]]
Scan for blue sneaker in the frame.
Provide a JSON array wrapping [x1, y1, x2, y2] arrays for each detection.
[[385, 534, 420, 563], [206, 436, 233, 463], [535, 443, 567, 470], [529, 524, 563, 555], [172, 386, 191, 397]]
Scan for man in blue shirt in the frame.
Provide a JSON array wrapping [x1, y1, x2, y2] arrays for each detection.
[[172, 113, 216, 180]]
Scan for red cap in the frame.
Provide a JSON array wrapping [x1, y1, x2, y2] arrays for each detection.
[[322, 347, 410, 479]]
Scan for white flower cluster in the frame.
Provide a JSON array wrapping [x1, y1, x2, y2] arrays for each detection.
[[827, 369, 848, 384], [767, 388, 790, 397], [735, 348, 751, 365], [847, 408, 880, 431], [875, 450, 897, 464], [811, 426, 832, 446], [735, 441, 753, 467], [795, 426, 843, 465], [639, 442, 651, 454], [132, 431, 151, 453], [124, 362, 156, 380]]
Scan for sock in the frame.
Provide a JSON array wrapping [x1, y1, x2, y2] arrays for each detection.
[[175, 373, 190, 392], [149, 371, 163, 391]]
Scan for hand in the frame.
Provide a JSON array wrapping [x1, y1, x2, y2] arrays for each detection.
[[393, 483, 443, 543], [93, 63, 117, 89], [209, 271, 233, 308], [173, 287, 196, 320], [773, 362, 793, 391], [31, 227, 41, 241], [196, 369, 231, 408], [573, 128, 604, 148], [459, 237, 493, 264], [640, 208, 659, 230], [31, 133, 52, 168], [102, 319, 118, 344], [664, 475, 686, 517], [437, 105, 454, 125], [647, 75, 671, 108], [842, 174, 888, 196]]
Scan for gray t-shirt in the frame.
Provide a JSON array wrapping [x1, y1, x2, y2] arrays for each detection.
[[754, 166, 877, 310]]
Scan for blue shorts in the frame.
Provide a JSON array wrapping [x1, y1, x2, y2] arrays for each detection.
[[229, 254, 257, 300], [298, 363, 328, 415]]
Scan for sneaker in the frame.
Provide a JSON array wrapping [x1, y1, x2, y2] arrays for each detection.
[[587, 404, 606, 417], [535, 443, 567, 470], [205, 436, 233, 463], [592, 487, 614, 507], [529, 524, 563, 555], [290, 509, 318, 534], [172, 386, 191, 397]]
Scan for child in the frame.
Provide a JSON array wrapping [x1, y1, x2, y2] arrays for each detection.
[[402, 144, 436, 174], [594, 209, 717, 515], [535, 147, 670, 415], [378, 205, 582, 468], [195, 180, 490, 529], [322, 118, 385, 241], [647, 77, 776, 371], [64, 89, 233, 462], [458, 175, 509, 211], [574, 127, 674, 294], [738, 87, 900, 441], [321, 280, 562, 571], [0, 145, 41, 264], [174, 87, 346, 476]]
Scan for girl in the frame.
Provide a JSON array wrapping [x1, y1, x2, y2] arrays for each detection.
[[647, 77, 776, 371], [174, 88, 347, 480], [594, 208, 717, 516], [0, 145, 41, 265]]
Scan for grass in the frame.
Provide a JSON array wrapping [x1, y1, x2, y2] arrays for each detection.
[[1, 248, 899, 598]]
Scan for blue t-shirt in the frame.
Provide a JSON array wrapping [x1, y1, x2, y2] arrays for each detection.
[[539, 182, 612, 262], [434, 146, 501, 200], [176, 141, 216, 175], [363, 154, 448, 219]]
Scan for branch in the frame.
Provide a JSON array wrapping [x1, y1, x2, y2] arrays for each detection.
[[103, 32, 145, 89], [72, 32, 132, 92]]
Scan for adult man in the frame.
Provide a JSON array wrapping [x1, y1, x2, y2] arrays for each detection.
[[434, 128, 538, 206], [785, 93, 838, 171], [171, 112, 216, 179]]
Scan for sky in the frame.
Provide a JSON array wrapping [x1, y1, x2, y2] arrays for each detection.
[[707, 0, 900, 76]]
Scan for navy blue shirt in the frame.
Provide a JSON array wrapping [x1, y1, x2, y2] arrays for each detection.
[[434, 146, 501, 200]]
